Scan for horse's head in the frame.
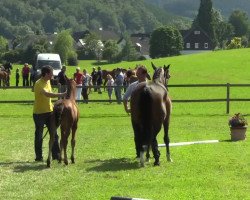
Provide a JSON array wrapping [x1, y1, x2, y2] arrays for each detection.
[[152, 62, 171, 86], [66, 78, 77, 99]]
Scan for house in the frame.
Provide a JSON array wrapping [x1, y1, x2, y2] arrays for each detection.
[[180, 27, 214, 54], [130, 33, 150, 58], [72, 30, 90, 48]]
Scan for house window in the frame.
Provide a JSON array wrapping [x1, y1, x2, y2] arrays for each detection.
[[194, 31, 200, 34], [204, 43, 208, 49], [195, 43, 199, 49], [186, 43, 190, 49]]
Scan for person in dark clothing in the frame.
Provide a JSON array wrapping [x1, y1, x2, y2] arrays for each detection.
[[96, 66, 103, 94], [57, 65, 68, 94], [16, 68, 20, 87], [91, 67, 97, 92]]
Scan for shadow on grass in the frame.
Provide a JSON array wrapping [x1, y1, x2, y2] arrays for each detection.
[[0, 161, 48, 172], [219, 139, 233, 143], [85, 158, 138, 172]]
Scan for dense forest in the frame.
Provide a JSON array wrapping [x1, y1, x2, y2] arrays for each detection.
[[0, 0, 190, 39], [146, 0, 250, 19]]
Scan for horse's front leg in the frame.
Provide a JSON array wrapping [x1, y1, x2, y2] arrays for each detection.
[[47, 135, 54, 168]]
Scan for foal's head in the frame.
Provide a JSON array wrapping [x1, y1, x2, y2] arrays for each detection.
[[151, 62, 171, 86], [66, 78, 77, 99]]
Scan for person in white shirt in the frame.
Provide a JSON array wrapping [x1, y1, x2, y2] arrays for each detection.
[[123, 66, 151, 113], [106, 74, 114, 103]]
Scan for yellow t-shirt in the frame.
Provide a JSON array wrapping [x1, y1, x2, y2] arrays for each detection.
[[33, 79, 53, 114]]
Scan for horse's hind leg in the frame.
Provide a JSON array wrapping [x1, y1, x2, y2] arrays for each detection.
[[46, 135, 54, 168], [151, 137, 160, 166], [164, 97, 172, 162], [163, 122, 172, 162], [64, 131, 70, 165], [71, 126, 77, 164]]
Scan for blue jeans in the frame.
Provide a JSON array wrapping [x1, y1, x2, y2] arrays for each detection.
[[33, 112, 60, 160]]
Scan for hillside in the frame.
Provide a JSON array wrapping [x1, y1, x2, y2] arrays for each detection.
[[146, 0, 250, 19], [0, 0, 187, 39]]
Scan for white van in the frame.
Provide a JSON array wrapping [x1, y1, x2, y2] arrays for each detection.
[[35, 53, 62, 77]]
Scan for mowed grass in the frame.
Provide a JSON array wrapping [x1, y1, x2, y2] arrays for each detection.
[[1, 49, 250, 199]]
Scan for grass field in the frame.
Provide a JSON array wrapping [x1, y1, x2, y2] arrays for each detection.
[[1, 49, 250, 199]]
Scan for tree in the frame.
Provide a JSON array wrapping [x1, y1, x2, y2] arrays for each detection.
[[82, 33, 102, 60], [0, 36, 8, 53], [53, 30, 75, 64], [229, 10, 249, 37], [149, 26, 183, 58], [193, 0, 217, 47], [120, 33, 138, 61], [102, 40, 119, 63]]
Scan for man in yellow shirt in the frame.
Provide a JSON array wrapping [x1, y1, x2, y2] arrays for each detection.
[[33, 65, 67, 161]]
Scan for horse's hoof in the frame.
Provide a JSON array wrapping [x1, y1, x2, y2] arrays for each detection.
[[71, 157, 75, 164], [154, 161, 160, 166], [167, 158, 173, 162], [64, 160, 68, 165], [145, 158, 150, 163]]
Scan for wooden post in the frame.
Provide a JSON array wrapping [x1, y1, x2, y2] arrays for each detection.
[[226, 83, 230, 114]]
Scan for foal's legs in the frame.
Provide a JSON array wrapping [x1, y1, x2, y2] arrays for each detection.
[[71, 124, 77, 164], [63, 128, 71, 165], [47, 134, 54, 168]]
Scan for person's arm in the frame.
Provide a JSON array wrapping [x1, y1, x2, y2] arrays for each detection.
[[123, 83, 135, 113], [41, 88, 66, 98], [123, 100, 131, 113]]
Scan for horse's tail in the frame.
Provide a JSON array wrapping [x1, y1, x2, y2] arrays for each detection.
[[53, 101, 64, 128], [139, 86, 153, 147]]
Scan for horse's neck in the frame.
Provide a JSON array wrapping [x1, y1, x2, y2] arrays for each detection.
[[153, 78, 167, 89]]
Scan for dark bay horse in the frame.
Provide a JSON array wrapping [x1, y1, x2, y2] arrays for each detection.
[[130, 62, 172, 167], [46, 79, 79, 167]]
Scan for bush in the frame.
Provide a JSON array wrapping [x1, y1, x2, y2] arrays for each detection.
[[67, 51, 78, 66]]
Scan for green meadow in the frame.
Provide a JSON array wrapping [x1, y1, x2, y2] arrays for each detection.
[[0, 49, 250, 199]]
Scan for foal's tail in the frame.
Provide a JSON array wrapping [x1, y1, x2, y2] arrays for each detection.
[[54, 101, 64, 128], [139, 86, 153, 147]]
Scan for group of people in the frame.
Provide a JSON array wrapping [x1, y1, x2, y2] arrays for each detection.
[[32, 64, 150, 162], [5, 63, 35, 87], [57, 65, 139, 104]]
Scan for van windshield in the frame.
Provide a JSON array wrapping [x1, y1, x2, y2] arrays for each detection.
[[36, 60, 61, 70]]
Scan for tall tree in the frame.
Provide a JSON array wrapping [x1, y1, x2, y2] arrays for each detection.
[[193, 0, 217, 47], [229, 10, 249, 37], [53, 30, 75, 64], [149, 26, 183, 58]]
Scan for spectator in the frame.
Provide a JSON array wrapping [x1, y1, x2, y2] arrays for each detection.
[[57, 65, 68, 94], [16, 68, 20, 87], [96, 66, 103, 94], [114, 68, 124, 104], [29, 65, 35, 86], [91, 67, 97, 92], [73, 67, 83, 101], [106, 74, 114, 103], [82, 69, 92, 103], [22, 63, 30, 86]]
